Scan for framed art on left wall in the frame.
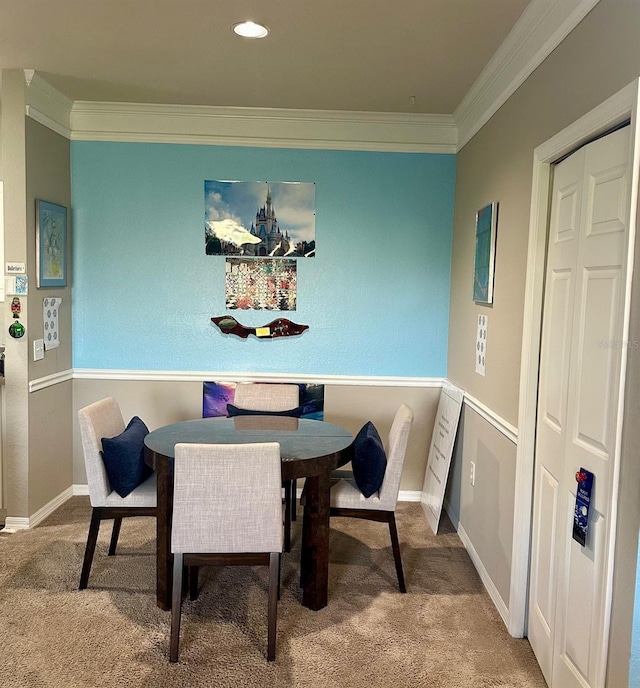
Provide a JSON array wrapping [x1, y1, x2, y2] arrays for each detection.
[[36, 199, 67, 288]]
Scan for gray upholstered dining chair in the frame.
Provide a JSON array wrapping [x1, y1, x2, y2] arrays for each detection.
[[169, 442, 283, 663], [232, 382, 301, 551], [329, 403, 414, 592], [77, 397, 157, 590]]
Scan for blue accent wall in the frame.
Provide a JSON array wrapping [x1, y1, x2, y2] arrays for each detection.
[[71, 142, 455, 376]]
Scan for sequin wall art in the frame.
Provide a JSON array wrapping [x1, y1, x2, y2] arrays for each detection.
[[226, 258, 297, 310]]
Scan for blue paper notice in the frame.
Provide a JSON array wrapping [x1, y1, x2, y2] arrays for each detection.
[[573, 468, 594, 547]]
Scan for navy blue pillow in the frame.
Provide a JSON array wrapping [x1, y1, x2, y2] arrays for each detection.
[[226, 404, 304, 418], [101, 416, 152, 498], [352, 421, 387, 498]]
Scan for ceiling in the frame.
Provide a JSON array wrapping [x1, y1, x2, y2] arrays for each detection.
[[0, 0, 531, 115]]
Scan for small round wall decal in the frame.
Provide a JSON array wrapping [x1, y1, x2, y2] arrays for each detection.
[[9, 321, 25, 339]]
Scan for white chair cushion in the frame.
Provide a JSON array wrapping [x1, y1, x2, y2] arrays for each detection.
[[105, 472, 157, 507], [330, 404, 413, 512], [330, 474, 384, 510]]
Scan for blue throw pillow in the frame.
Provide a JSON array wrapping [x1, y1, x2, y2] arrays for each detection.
[[352, 421, 387, 498], [101, 416, 152, 498], [226, 404, 304, 418]]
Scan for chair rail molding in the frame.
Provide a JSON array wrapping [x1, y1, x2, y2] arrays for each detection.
[[72, 368, 445, 388], [461, 391, 518, 444], [29, 369, 73, 393]]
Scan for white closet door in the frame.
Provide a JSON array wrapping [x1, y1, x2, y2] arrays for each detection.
[[528, 125, 631, 688]]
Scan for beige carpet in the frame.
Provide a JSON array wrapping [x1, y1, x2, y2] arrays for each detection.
[[0, 498, 546, 688]]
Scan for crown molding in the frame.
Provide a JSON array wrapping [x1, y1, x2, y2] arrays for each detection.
[[23, 69, 72, 139], [18, 1, 601, 153], [69, 101, 457, 153], [454, 0, 602, 150]]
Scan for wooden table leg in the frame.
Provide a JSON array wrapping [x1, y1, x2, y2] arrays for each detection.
[[156, 457, 173, 611], [300, 468, 331, 610]]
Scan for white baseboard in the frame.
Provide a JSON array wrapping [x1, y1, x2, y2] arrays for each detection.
[[5, 486, 74, 530], [398, 490, 422, 502], [455, 521, 510, 631], [417, 496, 511, 633], [3, 517, 29, 530], [73, 484, 90, 496]]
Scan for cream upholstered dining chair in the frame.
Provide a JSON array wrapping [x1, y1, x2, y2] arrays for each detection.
[[169, 442, 283, 663], [231, 382, 301, 551], [77, 397, 157, 590], [329, 404, 414, 592]]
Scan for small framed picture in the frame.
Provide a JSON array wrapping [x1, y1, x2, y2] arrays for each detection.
[[36, 199, 67, 288], [473, 202, 498, 304]]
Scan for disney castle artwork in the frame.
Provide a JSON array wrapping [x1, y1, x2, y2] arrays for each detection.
[[205, 180, 316, 258]]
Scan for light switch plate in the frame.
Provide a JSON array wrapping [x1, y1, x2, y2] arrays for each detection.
[[33, 338, 45, 361]]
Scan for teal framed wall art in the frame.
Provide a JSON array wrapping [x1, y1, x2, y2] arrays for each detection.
[[473, 202, 497, 304]]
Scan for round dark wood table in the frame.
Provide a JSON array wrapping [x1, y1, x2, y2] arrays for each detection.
[[144, 415, 353, 611]]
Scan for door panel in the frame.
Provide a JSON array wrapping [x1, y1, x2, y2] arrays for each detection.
[[542, 271, 573, 430], [554, 502, 606, 687], [533, 467, 560, 631], [529, 464, 560, 681], [573, 268, 621, 464], [588, 164, 628, 237]]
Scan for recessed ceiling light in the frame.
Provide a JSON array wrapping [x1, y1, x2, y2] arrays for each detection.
[[233, 21, 270, 39]]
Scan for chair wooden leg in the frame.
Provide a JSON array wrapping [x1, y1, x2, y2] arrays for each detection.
[[108, 517, 122, 556], [290, 479, 297, 522], [283, 483, 292, 553], [170, 553, 184, 663], [284, 479, 299, 553], [79, 507, 102, 590], [189, 566, 199, 601], [387, 513, 406, 593], [277, 552, 282, 601], [267, 552, 279, 661]]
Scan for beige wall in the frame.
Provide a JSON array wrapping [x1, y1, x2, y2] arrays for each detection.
[[447, 0, 640, 680], [1, 72, 73, 519], [447, 407, 516, 607], [25, 117, 73, 515], [72, 378, 440, 492], [449, 0, 640, 421], [2, 71, 30, 518]]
